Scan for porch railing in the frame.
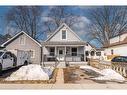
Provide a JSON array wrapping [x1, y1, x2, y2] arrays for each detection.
[[43, 54, 84, 62]]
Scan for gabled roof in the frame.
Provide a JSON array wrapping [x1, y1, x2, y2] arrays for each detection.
[[104, 37, 127, 48], [45, 23, 83, 42], [1, 31, 41, 47]]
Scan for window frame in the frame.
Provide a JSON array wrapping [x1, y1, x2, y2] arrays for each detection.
[[71, 47, 77, 56], [19, 35, 25, 45], [61, 30, 67, 40], [49, 47, 55, 56], [30, 50, 35, 58]]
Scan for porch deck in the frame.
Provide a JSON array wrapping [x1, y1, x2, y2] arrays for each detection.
[[42, 61, 87, 68]]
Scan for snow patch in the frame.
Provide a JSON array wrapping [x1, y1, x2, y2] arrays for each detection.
[[5, 64, 54, 81], [92, 69, 125, 81], [80, 65, 102, 75], [80, 66, 125, 81]]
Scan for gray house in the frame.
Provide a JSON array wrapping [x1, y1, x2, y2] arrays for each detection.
[[42, 23, 87, 65], [1, 31, 42, 64], [1, 23, 94, 66]]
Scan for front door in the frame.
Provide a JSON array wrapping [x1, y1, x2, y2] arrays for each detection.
[[58, 48, 65, 61]]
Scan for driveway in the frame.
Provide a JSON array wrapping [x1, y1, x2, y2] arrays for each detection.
[[0, 66, 20, 80]]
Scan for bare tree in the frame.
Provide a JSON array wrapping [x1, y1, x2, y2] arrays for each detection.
[[88, 6, 127, 46], [43, 6, 80, 33], [6, 6, 42, 39]]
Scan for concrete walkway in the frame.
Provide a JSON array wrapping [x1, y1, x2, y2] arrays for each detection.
[[55, 68, 64, 84]]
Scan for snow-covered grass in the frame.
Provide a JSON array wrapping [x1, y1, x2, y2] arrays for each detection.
[[92, 69, 125, 81], [5, 64, 54, 81], [80, 65, 125, 82]]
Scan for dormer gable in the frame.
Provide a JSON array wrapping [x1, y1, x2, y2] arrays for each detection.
[[46, 23, 82, 42]]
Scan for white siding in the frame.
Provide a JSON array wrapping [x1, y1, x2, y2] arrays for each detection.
[[104, 44, 127, 56], [78, 46, 84, 54], [43, 46, 49, 55], [49, 26, 81, 42], [85, 44, 93, 51]]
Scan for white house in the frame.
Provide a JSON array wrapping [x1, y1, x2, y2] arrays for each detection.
[[104, 32, 127, 60], [42, 23, 86, 63], [1, 23, 97, 66]]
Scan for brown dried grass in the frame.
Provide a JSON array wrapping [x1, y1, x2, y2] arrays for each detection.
[[63, 66, 80, 83]]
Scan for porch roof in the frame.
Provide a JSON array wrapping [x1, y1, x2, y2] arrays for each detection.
[[42, 41, 86, 46]]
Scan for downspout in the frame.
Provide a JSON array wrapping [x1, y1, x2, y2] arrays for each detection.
[[40, 46, 43, 66]]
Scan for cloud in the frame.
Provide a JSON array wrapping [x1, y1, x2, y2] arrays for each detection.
[[72, 16, 90, 38], [4, 25, 20, 35], [41, 16, 53, 22]]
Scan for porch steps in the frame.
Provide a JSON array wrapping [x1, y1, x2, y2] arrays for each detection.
[[57, 62, 66, 68], [69, 62, 88, 66], [42, 61, 87, 68]]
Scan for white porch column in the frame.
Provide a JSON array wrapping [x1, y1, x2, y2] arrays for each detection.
[[84, 45, 86, 61], [65, 46, 66, 55], [55, 46, 57, 56], [65, 46, 66, 61]]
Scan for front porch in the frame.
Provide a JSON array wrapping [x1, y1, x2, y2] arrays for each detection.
[[42, 41, 86, 67], [43, 46, 86, 62]]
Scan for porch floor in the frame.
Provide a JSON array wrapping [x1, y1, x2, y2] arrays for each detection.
[[42, 61, 88, 68]]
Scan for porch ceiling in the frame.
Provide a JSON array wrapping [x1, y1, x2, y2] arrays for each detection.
[[42, 41, 86, 46]]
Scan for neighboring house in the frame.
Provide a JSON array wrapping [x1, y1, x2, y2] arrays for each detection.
[[42, 23, 94, 63], [85, 43, 104, 60], [104, 32, 127, 60], [1, 31, 42, 64]]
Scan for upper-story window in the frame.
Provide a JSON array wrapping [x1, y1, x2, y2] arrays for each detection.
[[20, 35, 25, 45], [62, 30, 66, 39]]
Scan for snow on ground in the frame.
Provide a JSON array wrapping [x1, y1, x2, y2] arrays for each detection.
[[80, 65, 102, 75], [80, 65, 125, 81], [92, 69, 125, 81], [5, 64, 54, 81]]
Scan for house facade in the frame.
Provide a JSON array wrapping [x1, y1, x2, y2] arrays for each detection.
[[104, 32, 127, 60], [1, 31, 42, 64], [1, 23, 97, 66], [42, 23, 87, 63]]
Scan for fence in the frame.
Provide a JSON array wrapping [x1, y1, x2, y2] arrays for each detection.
[[89, 59, 127, 77]]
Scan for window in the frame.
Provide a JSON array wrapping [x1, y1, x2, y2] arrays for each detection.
[[30, 50, 35, 58], [112, 56, 127, 62], [66, 47, 70, 55], [71, 48, 77, 56], [59, 50, 63, 55], [91, 51, 95, 56], [62, 30, 66, 39], [111, 49, 114, 55], [3, 52, 12, 59], [20, 35, 25, 45], [85, 51, 89, 56], [0, 52, 4, 57], [96, 52, 101, 56], [50, 47, 55, 56]]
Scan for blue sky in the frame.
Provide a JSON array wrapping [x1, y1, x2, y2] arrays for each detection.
[[0, 6, 92, 34], [0, 6, 103, 47], [0, 6, 108, 47]]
